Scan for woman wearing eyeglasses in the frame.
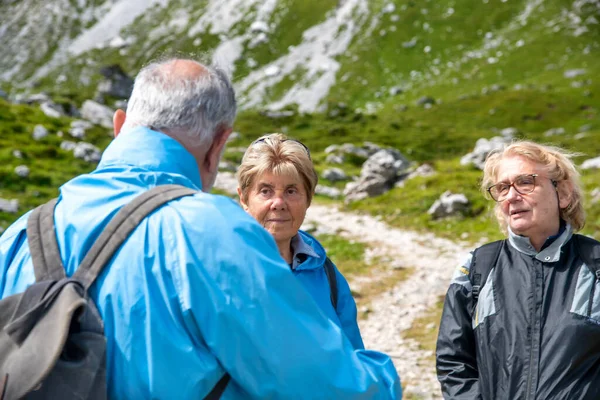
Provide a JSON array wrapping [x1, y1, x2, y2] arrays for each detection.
[[436, 140, 600, 399], [236, 133, 365, 350]]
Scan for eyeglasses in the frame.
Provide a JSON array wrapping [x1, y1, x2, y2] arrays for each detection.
[[251, 137, 311, 160], [487, 174, 557, 202]]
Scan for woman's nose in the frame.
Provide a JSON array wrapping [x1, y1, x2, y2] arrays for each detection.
[[505, 185, 522, 202], [270, 195, 286, 209]]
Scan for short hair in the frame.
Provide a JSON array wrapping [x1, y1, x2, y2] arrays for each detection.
[[482, 140, 585, 233], [124, 58, 236, 146], [237, 133, 318, 205]]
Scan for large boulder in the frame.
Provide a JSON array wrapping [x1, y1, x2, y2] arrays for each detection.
[[428, 191, 470, 219], [81, 100, 114, 129], [343, 148, 410, 202], [96, 65, 134, 99], [73, 142, 102, 163], [322, 168, 348, 182], [460, 136, 510, 170]]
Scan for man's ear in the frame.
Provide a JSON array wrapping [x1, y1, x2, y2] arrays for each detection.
[[204, 126, 232, 174], [113, 109, 126, 137]]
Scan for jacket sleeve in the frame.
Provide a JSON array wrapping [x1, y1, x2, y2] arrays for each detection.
[[173, 198, 402, 399], [333, 265, 365, 350], [436, 253, 481, 400]]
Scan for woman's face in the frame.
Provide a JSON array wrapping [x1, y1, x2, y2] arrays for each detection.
[[240, 171, 309, 245], [495, 156, 570, 242]]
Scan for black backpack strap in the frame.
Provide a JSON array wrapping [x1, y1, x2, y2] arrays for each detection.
[[324, 257, 338, 311], [575, 234, 600, 278], [73, 184, 197, 289], [26, 198, 67, 282], [204, 373, 231, 400], [469, 240, 504, 302]]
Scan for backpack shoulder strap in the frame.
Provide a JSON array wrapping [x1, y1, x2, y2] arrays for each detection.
[[26, 198, 67, 282], [73, 184, 197, 290], [323, 257, 338, 311], [469, 239, 504, 302], [574, 234, 600, 277]]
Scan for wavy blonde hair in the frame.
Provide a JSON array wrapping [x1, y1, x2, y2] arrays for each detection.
[[482, 140, 585, 233], [237, 133, 318, 204]]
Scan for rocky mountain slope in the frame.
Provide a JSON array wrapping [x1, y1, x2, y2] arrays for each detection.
[[1, 0, 599, 113]]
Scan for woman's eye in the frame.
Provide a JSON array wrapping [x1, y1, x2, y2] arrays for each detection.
[[259, 188, 271, 196]]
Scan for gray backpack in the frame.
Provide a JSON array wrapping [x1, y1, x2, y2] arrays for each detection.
[[0, 185, 230, 399]]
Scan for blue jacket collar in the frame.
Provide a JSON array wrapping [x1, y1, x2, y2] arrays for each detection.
[[291, 230, 323, 270], [99, 126, 203, 189]]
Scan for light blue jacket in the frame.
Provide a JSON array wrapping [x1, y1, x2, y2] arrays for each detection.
[[0, 127, 402, 399], [292, 230, 364, 350]]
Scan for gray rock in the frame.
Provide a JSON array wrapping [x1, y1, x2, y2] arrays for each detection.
[[579, 124, 594, 133], [460, 136, 510, 170], [322, 168, 348, 182], [389, 86, 404, 96], [40, 101, 65, 118], [324, 144, 340, 154], [344, 148, 410, 202], [32, 125, 49, 140], [70, 120, 93, 139], [114, 100, 128, 110], [60, 141, 77, 151], [14, 165, 30, 178], [73, 142, 102, 163], [262, 110, 294, 119], [339, 143, 370, 159], [581, 156, 600, 170], [0, 198, 19, 213], [81, 100, 114, 129], [544, 127, 565, 137], [402, 37, 417, 48], [500, 127, 519, 139], [427, 190, 470, 219], [326, 154, 345, 164], [315, 185, 342, 198], [96, 65, 133, 99], [564, 69, 586, 79], [12, 150, 23, 159], [416, 96, 435, 106], [226, 131, 241, 143], [218, 161, 237, 172], [408, 163, 435, 179]]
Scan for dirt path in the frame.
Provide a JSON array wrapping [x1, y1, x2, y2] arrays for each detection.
[[304, 204, 474, 399], [215, 172, 473, 398]]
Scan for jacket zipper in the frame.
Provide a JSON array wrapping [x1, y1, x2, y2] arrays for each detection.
[[588, 270, 600, 317], [525, 261, 540, 400]]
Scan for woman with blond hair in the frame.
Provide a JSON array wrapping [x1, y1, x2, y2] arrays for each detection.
[[436, 140, 600, 399], [237, 133, 364, 349]]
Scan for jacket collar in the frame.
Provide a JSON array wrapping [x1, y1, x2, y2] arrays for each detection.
[[508, 223, 573, 262], [98, 126, 203, 190], [290, 231, 321, 270]]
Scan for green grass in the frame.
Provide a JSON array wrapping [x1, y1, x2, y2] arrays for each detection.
[[314, 233, 369, 276]]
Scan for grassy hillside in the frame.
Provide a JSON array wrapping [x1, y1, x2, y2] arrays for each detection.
[[0, 0, 599, 242]]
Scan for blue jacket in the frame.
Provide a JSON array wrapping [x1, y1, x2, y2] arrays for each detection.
[[292, 230, 364, 350], [0, 127, 402, 399]]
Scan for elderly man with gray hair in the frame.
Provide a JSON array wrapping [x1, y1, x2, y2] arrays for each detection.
[[0, 58, 401, 399]]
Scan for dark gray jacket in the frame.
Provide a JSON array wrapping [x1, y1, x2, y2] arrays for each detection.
[[436, 225, 600, 400]]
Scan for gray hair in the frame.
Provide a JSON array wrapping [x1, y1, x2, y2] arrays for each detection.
[[124, 58, 236, 146]]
